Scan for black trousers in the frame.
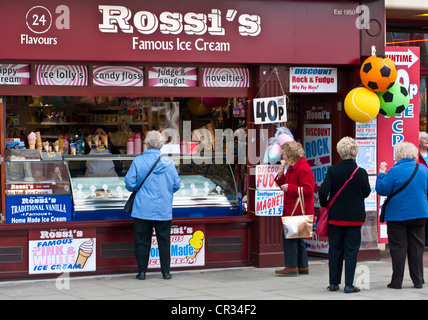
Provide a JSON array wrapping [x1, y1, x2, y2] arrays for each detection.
[[282, 235, 308, 268], [133, 218, 172, 274], [328, 224, 361, 286], [387, 218, 426, 287]]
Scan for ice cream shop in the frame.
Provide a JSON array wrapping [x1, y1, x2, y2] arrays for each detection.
[[0, 0, 384, 279]]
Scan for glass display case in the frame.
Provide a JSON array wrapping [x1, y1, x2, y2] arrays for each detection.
[[5, 149, 73, 223], [65, 154, 240, 221]]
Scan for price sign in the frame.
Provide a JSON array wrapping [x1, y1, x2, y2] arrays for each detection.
[[253, 95, 287, 125]]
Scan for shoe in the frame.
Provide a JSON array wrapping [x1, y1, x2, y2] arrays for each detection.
[[327, 284, 340, 292], [344, 285, 360, 293], [275, 267, 298, 276], [298, 267, 309, 275], [163, 273, 172, 280], [414, 283, 423, 289], [136, 272, 146, 280], [387, 283, 402, 289]]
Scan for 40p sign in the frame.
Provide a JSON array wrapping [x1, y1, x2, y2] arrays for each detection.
[[253, 95, 287, 125]]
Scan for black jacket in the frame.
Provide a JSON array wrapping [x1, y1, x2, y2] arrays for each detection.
[[318, 159, 371, 222]]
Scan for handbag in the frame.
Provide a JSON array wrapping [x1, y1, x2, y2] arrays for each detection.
[[124, 155, 163, 213], [316, 166, 359, 238], [281, 187, 314, 239], [379, 162, 418, 223]]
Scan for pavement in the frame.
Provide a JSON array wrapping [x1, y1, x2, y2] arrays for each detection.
[[0, 249, 427, 303]]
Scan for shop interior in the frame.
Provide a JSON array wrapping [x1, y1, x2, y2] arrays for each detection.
[[4, 95, 249, 221]]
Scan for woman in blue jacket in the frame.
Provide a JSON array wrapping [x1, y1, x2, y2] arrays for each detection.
[[376, 141, 428, 289], [125, 131, 181, 280]]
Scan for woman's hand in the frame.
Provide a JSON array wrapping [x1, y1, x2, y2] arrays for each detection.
[[280, 184, 288, 192]]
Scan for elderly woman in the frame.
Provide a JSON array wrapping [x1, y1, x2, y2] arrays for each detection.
[[274, 142, 315, 276], [376, 141, 428, 289], [318, 137, 370, 293], [125, 131, 181, 280], [419, 131, 428, 167]]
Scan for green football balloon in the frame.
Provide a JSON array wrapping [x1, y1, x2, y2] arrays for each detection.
[[377, 82, 410, 117]]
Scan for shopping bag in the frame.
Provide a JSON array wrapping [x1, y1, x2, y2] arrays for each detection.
[[315, 207, 329, 238], [281, 187, 313, 239]]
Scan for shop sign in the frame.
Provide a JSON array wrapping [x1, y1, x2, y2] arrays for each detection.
[[0, 64, 30, 85], [148, 66, 197, 87], [255, 190, 283, 216], [148, 224, 205, 268], [29, 228, 96, 274], [290, 67, 337, 93], [35, 64, 88, 86], [6, 183, 53, 195], [355, 119, 376, 138], [303, 124, 332, 207], [253, 95, 287, 125], [93, 65, 144, 86], [201, 67, 250, 87], [6, 194, 73, 224], [377, 46, 420, 243], [255, 165, 280, 190], [356, 139, 376, 175]]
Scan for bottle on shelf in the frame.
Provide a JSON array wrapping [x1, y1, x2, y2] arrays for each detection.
[[62, 135, 69, 155], [70, 135, 77, 155], [58, 135, 64, 153], [134, 133, 141, 155], [78, 134, 85, 155]]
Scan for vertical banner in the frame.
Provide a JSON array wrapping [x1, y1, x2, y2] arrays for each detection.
[[304, 124, 331, 254], [377, 47, 420, 243]]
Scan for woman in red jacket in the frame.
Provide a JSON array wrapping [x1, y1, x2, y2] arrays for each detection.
[[274, 142, 315, 276]]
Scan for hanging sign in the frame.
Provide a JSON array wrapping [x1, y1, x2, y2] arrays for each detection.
[[148, 66, 197, 87], [253, 95, 287, 125], [35, 64, 88, 86], [93, 66, 144, 86], [290, 67, 337, 93], [202, 67, 250, 87], [29, 228, 96, 274], [0, 64, 30, 85]]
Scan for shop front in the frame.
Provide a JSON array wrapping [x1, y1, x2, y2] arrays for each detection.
[[0, 0, 381, 279]]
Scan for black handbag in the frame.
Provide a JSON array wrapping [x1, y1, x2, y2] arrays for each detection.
[[124, 155, 163, 213], [379, 163, 418, 223]]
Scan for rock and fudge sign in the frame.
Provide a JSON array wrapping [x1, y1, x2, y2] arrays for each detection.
[[290, 67, 337, 93]]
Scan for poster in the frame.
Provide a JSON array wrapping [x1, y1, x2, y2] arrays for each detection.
[[303, 124, 332, 207], [356, 120, 377, 138], [255, 165, 280, 190], [148, 225, 205, 268], [255, 190, 283, 216], [6, 195, 72, 224], [356, 139, 377, 175], [290, 67, 337, 93], [29, 228, 96, 274], [378, 47, 420, 243]]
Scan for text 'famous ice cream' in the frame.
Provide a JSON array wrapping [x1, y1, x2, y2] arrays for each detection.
[[75, 238, 94, 269]]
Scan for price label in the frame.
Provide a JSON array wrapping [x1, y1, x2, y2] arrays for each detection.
[[253, 95, 287, 125]]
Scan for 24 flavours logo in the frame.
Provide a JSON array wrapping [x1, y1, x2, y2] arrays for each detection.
[[21, 5, 70, 45]]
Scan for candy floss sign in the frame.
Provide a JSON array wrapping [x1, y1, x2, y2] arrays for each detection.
[[29, 228, 96, 274]]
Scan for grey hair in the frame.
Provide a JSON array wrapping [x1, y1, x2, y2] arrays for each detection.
[[419, 131, 428, 141], [394, 141, 418, 161], [337, 136, 359, 160], [145, 130, 165, 150]]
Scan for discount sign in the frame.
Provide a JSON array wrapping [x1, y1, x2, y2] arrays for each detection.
[[253, 95, 287, 125]]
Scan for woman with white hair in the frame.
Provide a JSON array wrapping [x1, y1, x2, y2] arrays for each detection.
[[376, 141, 428, 289], [419, 131, 428, 167], [125, 131, 181, 280], [318, 137, 371, 293]]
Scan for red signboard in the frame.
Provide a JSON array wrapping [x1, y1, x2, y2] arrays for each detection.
[[0, 0, 360, 65], [377, 46, 420, 243]]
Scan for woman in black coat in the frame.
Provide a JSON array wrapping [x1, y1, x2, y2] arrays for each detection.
[[318, 137, 371, 293]]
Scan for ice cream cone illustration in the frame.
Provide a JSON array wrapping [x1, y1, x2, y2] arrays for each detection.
[[75, 238, 94, 269], [187, 230, 204, 259]]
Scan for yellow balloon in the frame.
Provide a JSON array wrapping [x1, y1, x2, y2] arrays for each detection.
[[344, 87, 380, 123]]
